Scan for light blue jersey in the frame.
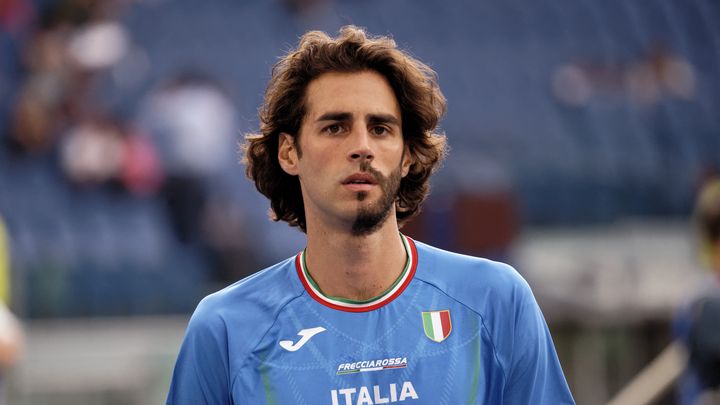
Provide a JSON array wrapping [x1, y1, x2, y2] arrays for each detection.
[[167, 235, 574, 404]]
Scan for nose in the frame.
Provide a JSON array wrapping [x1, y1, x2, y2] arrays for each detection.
[[348, 130, 374, 162]]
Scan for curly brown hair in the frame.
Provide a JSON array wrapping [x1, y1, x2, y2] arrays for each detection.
[[243, 25, 448, 232]]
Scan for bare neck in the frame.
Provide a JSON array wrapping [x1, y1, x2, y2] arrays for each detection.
[[304, 218, 408, 301]]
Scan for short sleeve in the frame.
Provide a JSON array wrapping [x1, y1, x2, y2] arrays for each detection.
[[167, 300, 232, 405], [501, 278, 575, 404]]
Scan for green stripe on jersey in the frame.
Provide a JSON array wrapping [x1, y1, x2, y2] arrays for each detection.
[[422, 312, 435, 340]]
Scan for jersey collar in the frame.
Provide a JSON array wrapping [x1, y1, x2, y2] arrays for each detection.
[[295, 234, 418, 313]]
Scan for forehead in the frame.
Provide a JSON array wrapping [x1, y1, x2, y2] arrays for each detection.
[[303, 70, 401, 122]]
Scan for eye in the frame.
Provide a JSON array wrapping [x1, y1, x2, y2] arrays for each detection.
[[324, 124, 343, 135], [371, 126, 389, 136]]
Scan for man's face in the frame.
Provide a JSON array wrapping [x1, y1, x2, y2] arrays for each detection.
[[278, 70, 411, 236]]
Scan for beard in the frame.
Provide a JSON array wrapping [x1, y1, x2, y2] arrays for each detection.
[[350, 160, 403, 237]]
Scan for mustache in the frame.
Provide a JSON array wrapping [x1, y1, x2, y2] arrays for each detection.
[[359, 160, 385, 181]]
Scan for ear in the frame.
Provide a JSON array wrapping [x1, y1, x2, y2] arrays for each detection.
[[401, 145, 413, 178], [278, 133, 300, 176]]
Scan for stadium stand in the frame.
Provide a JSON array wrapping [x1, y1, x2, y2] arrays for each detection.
[[0, 0, 719, 320]]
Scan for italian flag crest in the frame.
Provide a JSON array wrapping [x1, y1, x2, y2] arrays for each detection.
[[421, 310, 452, 342]]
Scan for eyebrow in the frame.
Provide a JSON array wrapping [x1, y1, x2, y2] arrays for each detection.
[[316, 112, 352, 123], [315, 112, 400, 126], [367, 113, 400, 127]]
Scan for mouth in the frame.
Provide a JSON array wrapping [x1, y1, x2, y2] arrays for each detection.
[[342, 172, 378, 192]]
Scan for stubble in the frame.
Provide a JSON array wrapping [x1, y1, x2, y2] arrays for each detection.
[[350, 159, 403, 237]]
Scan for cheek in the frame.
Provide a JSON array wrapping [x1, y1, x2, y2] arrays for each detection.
[[388, 145, 407, 169], [377, 140, 403, 156], [298, 151, 336, 183]]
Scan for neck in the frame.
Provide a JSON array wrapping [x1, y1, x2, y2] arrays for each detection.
[[303, 216, 407, 301]]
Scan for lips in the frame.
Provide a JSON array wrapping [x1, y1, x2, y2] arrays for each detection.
[[342, 172, 378, 193], [342, 172, 377, 185]]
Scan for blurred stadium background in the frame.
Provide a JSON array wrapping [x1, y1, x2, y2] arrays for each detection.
[[1, 0, 719, 404]]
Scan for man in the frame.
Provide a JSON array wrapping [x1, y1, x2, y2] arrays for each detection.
[[0, 216, 23, 405], [674, 178, 720, 404], [167, 26, 574, 404]]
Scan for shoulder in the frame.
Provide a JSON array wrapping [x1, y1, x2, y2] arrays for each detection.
[[186, 256, 305, 352], [412, 239, 532, 311]]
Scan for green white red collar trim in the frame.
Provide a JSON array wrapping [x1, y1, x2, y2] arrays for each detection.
[[295, 234, 418, 313]]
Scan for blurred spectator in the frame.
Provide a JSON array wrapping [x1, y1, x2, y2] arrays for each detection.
[[120, 127, 163, 196], [137, 72, 236, 179], [5, 0, 131, 156], [0, 216, 23, 405], [5, 83, 56, 154], [137, 72, 236, 243], [136, 71, 260, 281], [551, 45, 696, 108], [0, 0, 35, 130], [59, 115, 125, 187], [5, 21, 74, 154], [0, 303, 22, 405], [674, 178, 720, 404], [58, 113, 163, 195], [66, 19, 128, 72]]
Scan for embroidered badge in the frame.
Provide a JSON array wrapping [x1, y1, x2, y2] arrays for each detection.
[[421, 310, 452, 342]]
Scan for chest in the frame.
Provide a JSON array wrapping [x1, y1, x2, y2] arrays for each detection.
[[230, 293, 503, 405]]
